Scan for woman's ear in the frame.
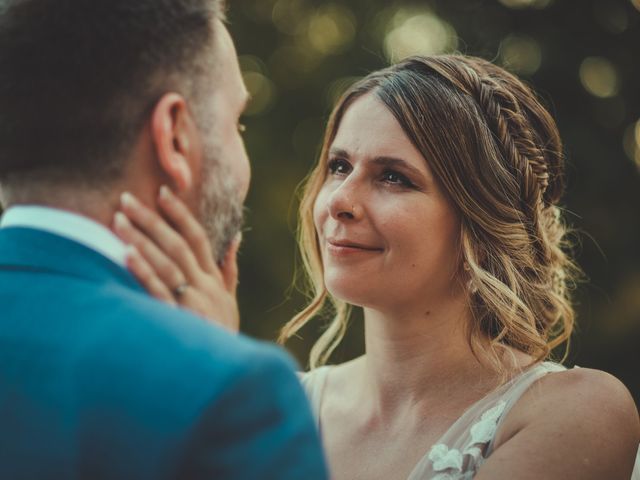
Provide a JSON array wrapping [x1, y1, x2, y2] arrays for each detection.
[[149, 93, 201, 193]]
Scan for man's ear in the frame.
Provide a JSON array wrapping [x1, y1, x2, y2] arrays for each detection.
[[150, 93, 201, 192]]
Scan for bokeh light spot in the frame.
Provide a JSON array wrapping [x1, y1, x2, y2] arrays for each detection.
[[271, 0, 312, 35], [307, 4, 357, 56], [384, 8, 458, 62], [239, 55, 267, 76], [498, 0, 554, 8], [268, 44, 322, 89], [242, 0, 278, 23], [243, 72, 276, 116], [594, 1, 629, 34], [499, 35, 543, 75], [635, 119, 640, 170], [622, 120, 640, 171], [579, 57, 619, 98]]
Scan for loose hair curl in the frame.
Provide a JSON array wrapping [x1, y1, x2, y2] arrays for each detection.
[[280, 55, 580, 372]]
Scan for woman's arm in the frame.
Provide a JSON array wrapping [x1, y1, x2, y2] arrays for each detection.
[[476, 368, 640, 479]]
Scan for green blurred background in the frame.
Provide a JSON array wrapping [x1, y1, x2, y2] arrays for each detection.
[[229, 0, 640, 402]]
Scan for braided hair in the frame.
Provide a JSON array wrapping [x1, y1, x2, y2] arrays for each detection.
[[281, 55, 579, 372]]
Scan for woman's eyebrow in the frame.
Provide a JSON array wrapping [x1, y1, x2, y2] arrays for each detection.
[[370, 156, 424, 178], [329, 147, 426, 178], [328, 147, 350, 158]]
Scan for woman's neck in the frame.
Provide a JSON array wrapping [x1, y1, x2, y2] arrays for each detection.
[[358, 298, 499, 421]]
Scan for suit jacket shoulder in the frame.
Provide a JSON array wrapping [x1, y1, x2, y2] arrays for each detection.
[[0, 227, 328, 479]]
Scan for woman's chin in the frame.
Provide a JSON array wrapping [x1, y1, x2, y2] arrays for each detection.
[[325, 280, 373, 308]]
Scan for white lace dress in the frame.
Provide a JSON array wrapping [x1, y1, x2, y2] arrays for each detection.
[[302, 362, 640, 479]]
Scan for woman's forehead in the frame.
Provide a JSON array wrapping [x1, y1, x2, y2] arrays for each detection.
[[333, 97, 411, 152], [330, 95, 431, 174]]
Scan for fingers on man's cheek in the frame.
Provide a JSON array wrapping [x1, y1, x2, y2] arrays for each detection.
[[126, 248, 148, 281], [128, 249, 175, 304], [114, 212, 134, 240], [119, 218, 160, 255], [115, 212, 151, 251]]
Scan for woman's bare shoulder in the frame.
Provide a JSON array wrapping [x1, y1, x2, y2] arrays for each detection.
[[511, 367, 636, 425], [483, 367, 640, 479]]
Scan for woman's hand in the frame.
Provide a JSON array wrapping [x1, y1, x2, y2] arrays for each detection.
[[113, 186, 240, 332]]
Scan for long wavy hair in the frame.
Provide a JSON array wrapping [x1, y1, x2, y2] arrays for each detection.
[[279, 55, 580, 372]]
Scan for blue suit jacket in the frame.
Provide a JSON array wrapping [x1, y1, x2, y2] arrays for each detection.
[[0, 226, 328, 479]]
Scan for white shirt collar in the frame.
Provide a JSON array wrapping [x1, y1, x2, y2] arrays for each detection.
[[0, 205, 127, 267]]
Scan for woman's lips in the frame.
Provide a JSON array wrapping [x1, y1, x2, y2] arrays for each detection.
[[326, 239, 384, 256]]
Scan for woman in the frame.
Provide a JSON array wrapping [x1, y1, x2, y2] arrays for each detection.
[[115, 55, 640, 478]]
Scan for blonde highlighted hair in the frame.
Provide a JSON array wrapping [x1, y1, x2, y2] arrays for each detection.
[[279, 55, 580, 372]]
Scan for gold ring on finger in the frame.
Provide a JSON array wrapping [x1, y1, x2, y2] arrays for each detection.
[[173, 282, 189, 298]]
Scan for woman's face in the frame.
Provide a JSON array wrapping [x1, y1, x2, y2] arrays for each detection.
[[313, 93, 462, 313]]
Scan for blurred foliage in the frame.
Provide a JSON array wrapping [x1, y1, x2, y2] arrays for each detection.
[[230, 0, 640, 402]]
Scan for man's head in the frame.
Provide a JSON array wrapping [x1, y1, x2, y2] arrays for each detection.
[[0, 0, 250, 261], [192, 22, 250, 262]]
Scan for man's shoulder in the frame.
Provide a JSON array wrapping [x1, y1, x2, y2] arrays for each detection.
[[0, 226, 301, 413], [92, 287, 296, 382], [64, 285, 299, 410]]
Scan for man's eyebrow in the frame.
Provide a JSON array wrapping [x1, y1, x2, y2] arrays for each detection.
[[329, 147, 425, 178]]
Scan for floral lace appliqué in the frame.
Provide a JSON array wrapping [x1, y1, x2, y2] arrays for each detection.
[[427, 400, 507, 479]]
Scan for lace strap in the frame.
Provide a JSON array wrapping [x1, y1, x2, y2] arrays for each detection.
[[408, 361, 567, 479], [484, 361, 566, 453]]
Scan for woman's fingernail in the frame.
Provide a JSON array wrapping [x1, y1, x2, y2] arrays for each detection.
[[159, 185, 171, 200], [125, 244, 138, 257], [120, 192, 135, 207], [114, 211, 130, 230]]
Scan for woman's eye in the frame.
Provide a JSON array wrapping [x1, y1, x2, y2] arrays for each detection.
[[328, 158, 351, 175], [382, 170, 413, 187]]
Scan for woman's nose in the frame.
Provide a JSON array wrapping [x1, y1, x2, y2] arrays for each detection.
[[327, 179, 362, 221]]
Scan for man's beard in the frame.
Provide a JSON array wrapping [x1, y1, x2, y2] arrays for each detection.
[[198, 160, 245, 265]]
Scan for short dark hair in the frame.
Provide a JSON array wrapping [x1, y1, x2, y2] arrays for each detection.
[[0, 0, 225, 186]]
